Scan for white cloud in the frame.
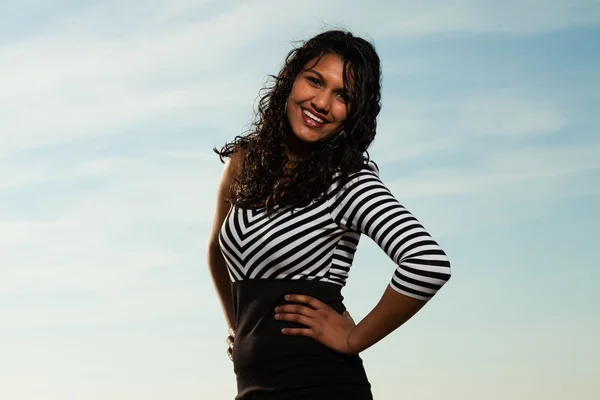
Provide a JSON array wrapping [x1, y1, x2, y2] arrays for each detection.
[[3, 0, 598, 158], [388, 144, 600, 199], [0, 278, 211, 328], [75, 157, 144, 177], [385, 92, 568, 138], [0, 0, 317, 156], [371, 137, 460, 163], [381, 0, 600, 36], [371, 92, 571, 165], [0, 162, 51, 189], [0, 152, 222, 298], [458, 94, 569, 137]]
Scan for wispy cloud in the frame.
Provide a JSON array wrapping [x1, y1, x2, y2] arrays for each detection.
[[1, 1, 599, 399], [389, 144, 600, 198], [0, 150, 221, 302], [3, 0, 598, 157], [381, 0, 600, 36], [0, 0, 312, 156], [371, 90, 572, 165], [456, 93, 569, 137]]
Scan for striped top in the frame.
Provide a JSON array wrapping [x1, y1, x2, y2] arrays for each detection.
[[219, 161, 451, 301]]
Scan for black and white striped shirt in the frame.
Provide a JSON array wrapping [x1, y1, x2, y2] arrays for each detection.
[[219, 161, 451, 301]]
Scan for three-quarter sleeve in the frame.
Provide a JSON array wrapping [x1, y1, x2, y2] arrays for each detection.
[[326, 161, 451, 301]]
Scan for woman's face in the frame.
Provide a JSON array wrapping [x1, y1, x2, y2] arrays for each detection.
[[286, 53, 351, 143]]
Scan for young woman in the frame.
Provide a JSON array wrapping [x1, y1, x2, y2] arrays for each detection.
[[207, 30, 451, 399]]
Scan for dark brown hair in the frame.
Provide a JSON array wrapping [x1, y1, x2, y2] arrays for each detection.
[[215, 30, 382, 210]]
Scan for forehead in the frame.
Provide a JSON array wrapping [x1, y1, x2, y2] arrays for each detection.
[[302, 53, 351, 85]]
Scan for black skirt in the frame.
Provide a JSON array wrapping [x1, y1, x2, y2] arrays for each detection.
[[232, 279, 373, 400]]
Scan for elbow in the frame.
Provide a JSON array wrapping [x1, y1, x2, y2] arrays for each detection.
[[443, 259, 452, 283], [437, 255, 452, 287], [434, 257, 452, 296], [394, 255, 451, 301]]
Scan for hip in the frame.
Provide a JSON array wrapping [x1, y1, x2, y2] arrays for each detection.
[[231, 279, 372, 398]]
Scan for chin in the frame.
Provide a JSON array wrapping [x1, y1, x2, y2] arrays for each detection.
[[291, 126, 332, 143], [296, 132, 325, 144]]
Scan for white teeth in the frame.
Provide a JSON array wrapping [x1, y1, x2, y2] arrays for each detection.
[[303, 109, 325, 124]]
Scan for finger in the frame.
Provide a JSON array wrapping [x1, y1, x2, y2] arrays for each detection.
[[226, 336, 234, 346], [227, 348, 233, 361], [281, 327, 313, 337], [285, 294, 324, 310], [276, 313, 314, 327], [276, 304, 317, 317]]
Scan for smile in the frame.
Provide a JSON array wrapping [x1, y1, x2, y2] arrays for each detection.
[[302, 109, 326, 124]]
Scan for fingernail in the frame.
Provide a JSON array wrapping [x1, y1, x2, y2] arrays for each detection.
[[284, 295, 290, 300], [274, 314, 280, 319], [274, 307, 279, 312]]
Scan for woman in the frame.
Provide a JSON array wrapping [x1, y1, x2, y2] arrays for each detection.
[[207, 30, 451, 399]]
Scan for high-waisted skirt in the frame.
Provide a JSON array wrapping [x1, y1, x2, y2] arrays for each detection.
[[232, 279, 373, 400]]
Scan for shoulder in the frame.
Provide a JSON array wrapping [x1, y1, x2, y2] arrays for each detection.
[[217, 147, 247, 200], [335, 159, 380, 186], [358, 159, 379, 176], [325, 159, 392, 225], [327, 159, 383, 197], [223, 147, 247, 181], [345, 159, 380, 180]]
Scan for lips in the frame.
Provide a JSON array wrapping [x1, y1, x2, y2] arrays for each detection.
[[301, 108, 327, 128]]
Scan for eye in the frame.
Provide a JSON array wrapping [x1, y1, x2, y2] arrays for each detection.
[[336, 92, 350, 103], [306, 76, 321, 86]]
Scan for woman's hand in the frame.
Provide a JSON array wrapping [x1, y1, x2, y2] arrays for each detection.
[[226, 327, 235, 361], [274, 294, 358, 355]]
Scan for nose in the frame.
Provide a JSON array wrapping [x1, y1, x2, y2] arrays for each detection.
[[311, 90, 330, 114]]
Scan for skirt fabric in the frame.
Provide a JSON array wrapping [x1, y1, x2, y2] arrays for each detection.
[[232, 279, 373, 400]]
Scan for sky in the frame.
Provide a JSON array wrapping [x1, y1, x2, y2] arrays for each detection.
[[1, 1, 599, 399]]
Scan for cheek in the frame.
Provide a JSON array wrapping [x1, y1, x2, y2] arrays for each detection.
[[290, 82, 309, 101], [332, 104, 348, 125], [286, 98, 294, 123]]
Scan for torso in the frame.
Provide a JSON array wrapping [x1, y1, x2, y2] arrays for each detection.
[[219, 191, 372, 399], [219, 198, 360, 284]]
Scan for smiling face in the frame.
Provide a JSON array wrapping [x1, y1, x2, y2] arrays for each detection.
[[286, 53, 351, 144]]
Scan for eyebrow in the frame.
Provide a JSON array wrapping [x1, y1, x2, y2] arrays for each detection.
[[305, 69, 348, 94]]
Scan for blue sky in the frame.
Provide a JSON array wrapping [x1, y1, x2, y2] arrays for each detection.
[[1, 1, 599, 399]]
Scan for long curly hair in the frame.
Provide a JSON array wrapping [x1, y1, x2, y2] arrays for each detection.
[[215, 30, 382, 210]]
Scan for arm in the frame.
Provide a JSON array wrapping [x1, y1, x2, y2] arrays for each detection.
[[206, 150, 245, 330], [348, 285, 425, 353], [327, 161, 451, 301], [330, 161, 451, 351], [276, 162, 450, 353]]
